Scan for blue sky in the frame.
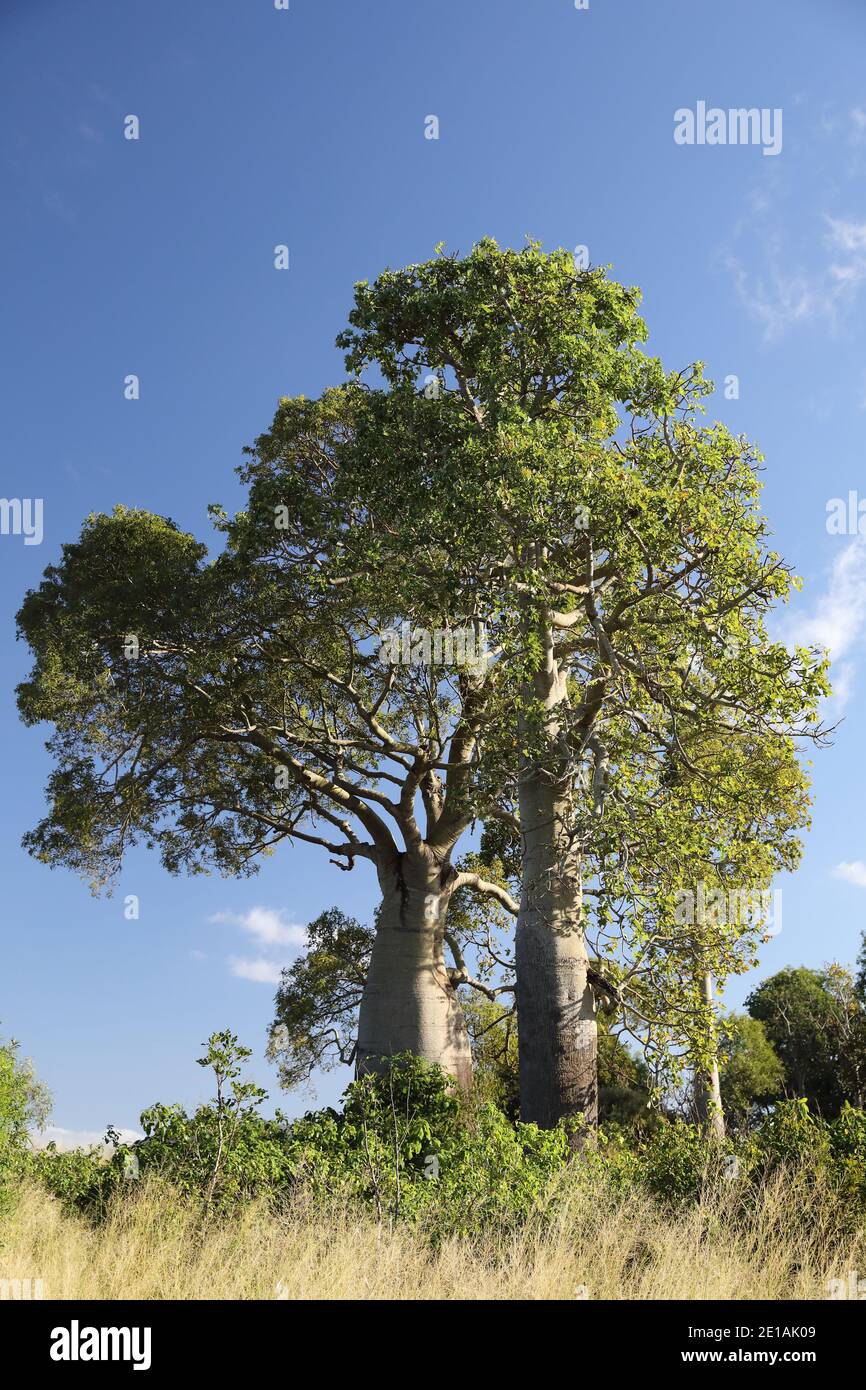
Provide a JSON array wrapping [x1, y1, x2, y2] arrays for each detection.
[[2, 0, 866, 1143]]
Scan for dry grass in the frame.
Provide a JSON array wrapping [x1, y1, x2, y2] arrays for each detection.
[[1, 1170, 863, 1300]]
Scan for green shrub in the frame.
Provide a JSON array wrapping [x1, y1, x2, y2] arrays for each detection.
[[18, 1030, 866, 1239], [119, 1032, 293, 1212], [0, 1034, 51, 1212], [827, 1103, 866, 1209], [284, 1054, 570, 1236], [28, 1142, 115, 1212], [751, 1098, 831, 1171]]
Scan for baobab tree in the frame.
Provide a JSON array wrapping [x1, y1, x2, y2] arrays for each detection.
[[15, 496, 516, 1089], [17, 242, 829, 1129], [325, 238, 829, 1129]]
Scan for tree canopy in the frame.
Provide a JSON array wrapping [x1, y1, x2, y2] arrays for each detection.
[[16, 239, 830, 1125]]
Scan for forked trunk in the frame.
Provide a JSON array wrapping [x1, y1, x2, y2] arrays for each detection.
[[355, 850, 473, 1091]]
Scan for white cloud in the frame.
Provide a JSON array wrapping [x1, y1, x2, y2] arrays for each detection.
[[212, 906, 306, 985], [826, 216, 866, 253], [228, 956, 283, 985], [830, 660, 856, 709], [786, 538, 866, 663], [824, 217, 866, 295], [829, 261, 866, 288], [832, 861, 866, 888], [31, 1126, 143, 1152], [210, 906, 306, 949], [724, 252, 829, 341], [721, 195, 866, 342]]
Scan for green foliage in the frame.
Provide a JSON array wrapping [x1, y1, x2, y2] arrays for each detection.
[[463, 998, 520, 1120], [747, 964, 866, 1117], [31, 1031, 293, 1218], [0, 1034, 51, 1209], [285, 1053, 569, 1235], [15, 1030, 866, 1238], [856, 932, 866, 1004], [326, 238, 829, 1082], [626, 1120, 712, 1203], [463, 996, 652, 1127], [597, 1017, 653, 1126], [827, 1103, 866, 1208], [133, 1031, 291, 1211], [268, 909, 373, 1090], [17, 241, 830, 1099], [719, 1014, 785, 1130], [15, 509, 220, 890], [751, 1097, 831, 1170], [290, 1066, 866, 1224], [29, 1141, 118, 1213], [747, 968, 839, 1112], [586, 1098, 866, 1215]]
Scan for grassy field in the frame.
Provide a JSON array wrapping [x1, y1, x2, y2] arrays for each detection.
[[2, 1166, 862, 1301]]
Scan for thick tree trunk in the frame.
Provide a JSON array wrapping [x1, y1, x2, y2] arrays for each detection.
[[515, 638, 597, 1133], [355, 849, 473, 1092], [695, 969, 725, 1141], [516, 771, 597, 1131]]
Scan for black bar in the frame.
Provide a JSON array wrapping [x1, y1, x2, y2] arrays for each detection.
[[4, 1298, 861, 1374]]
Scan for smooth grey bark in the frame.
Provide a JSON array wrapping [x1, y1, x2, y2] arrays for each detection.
[[515, 636, 598, 1133], [694, 969, 725, 1141], [355, 847, 473, 1092]]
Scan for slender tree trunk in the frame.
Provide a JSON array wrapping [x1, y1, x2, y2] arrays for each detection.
[[695, 969, 725, 1141], [515, 637, 598, 1134], [355, 848, 473, 1091]]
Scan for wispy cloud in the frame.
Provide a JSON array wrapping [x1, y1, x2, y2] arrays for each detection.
[[76, 121, 103, 145], [228, 956, 284, 985], [778, 538, 866, 711], [826, 216, 866, 253], [211, 906, 306, 985], [785, 537, 866, 665], [720, 140, 866, 341], [849, 107, 866, 145], [209, 906, 306, 949], [832, 861, 866, 888], [724, 251, 828, 341], [821, 217, 866, 312], [722, 220, 866, 341]]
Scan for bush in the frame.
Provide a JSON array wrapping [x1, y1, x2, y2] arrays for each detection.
[[18, 1030, 866, 1241], [0, 1034, 51, 1212], [110, 1032, 292, 1213], [284, 1054, 570, 1236], [826, 1104, 866, 1210], [28, 1033, 293, 1218], [28, 1142, 115, 1212]]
